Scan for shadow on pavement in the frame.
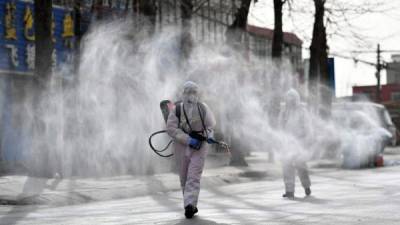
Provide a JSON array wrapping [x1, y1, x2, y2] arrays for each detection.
[[292, 195, 330, 204], [173, 216, 230, 225], [0, 176, 47, 225], [0, 176, 63, 225], [146, 176, 182, 211]]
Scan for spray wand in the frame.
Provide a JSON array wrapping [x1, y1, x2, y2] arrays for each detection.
[[207, 138, 231, 156]]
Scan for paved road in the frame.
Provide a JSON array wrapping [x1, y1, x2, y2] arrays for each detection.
[[1, 161, 399, 225]]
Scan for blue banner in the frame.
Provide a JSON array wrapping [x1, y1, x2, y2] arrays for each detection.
[[0, 0, 75, 75], [328, 57, 335, 95]]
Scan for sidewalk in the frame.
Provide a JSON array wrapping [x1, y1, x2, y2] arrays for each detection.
[[0, 152, 280, 206], [0, 147, 399, 207], [1, 150, 400, 225]]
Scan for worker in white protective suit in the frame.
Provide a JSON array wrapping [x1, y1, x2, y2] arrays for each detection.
[[167, 81, 216, 219], [278, 89, 312, 199]]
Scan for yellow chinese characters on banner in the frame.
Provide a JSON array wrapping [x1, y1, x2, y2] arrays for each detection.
[[5, 2, 17, 40], [24, 6, 35, 41], [62, 13, 74, 38]]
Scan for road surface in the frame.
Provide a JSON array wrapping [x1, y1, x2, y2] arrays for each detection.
[[1, 158, 400, 225]]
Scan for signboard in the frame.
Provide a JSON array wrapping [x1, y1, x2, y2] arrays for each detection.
[[0, 0, 75, 75], [327, 57, 335, 95]]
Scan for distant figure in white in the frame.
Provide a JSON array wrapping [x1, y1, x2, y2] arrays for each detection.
[[167, 81, 216, 218], [278, 89, 312, 199]]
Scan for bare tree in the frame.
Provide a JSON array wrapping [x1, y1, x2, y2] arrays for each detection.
[[181, 0, 193, 28], [226, 0, 251, 44], [125, 0, 130, 12], [286, 0, 387, 83], [308, 0, 384, 83], [33, 0, 60, 177], [309, 0, 328, 84], [324, 0, 386, 50], [140, 0, 157, 25], [73, 0, 82, 72], [132, 0, 157, 34], [180, 0, 194, 59], [306, 0, 386, 115], [272, 0, 289, 59], [224, 0, 252, 166], [308, 0, 330, 117], [92, 0, 104, 20]]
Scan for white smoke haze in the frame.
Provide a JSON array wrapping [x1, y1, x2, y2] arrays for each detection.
[[329, 103, 391, 168], [12, 18, 391, 177]]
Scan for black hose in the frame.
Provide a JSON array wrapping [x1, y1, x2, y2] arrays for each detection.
[[148, 130, 174, 158], [149, 130, 229, 157]]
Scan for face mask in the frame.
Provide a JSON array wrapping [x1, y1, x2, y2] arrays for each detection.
[[286, 96, 297, 107], [187, 94, 198, 104]]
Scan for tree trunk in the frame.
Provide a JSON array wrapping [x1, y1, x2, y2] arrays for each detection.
[[133, 0, 157, 34], [309, 0, 331, 117], [181, 0, 193, 29], [140, 0, 157, 25], [226, 0, 251, 44], [180, 0, 193, 59], [132, 0, 138, 12], [33, 0, 57, 177], [309, 0, 328, 84], [125, 0, 130, 12], [92, 0, 103, 20], [73, 0, 81, 73], [34, 0, 53, 80], [225, 0, 251, 166], [272, 0, 284, 59]]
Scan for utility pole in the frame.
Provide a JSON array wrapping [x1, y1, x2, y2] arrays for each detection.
[[376, 44, 382, 102], [336, 47, 400, 102]]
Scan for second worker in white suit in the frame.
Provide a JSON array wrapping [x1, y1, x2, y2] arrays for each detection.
[[278, 89, 312, 199]]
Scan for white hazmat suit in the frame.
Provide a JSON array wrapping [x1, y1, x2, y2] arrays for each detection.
[[278, 89, 311, 197], [166, 81, 216, 217]]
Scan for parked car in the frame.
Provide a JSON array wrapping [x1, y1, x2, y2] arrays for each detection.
[[332, 102, 394, 168], [381, 101, 400, 146]]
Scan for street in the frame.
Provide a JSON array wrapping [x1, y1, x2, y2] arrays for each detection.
[[1, 150, 400, 225], [1, 0, 400, 224]]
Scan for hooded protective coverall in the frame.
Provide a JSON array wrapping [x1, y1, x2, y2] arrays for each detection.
[[278, 89, 311, 194], [166, 81, 216, 208]]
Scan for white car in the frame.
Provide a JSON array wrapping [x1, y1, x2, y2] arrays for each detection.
[[332, 102, 395, 168]]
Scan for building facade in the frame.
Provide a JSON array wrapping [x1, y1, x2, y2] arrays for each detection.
[[353, 84, 400, 102], [246, 24, 303, 73], [0, 0, 75, 76], [386, 55, 400, 84], [85, 0, 303, 64], [353, 55, 400, 102]]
